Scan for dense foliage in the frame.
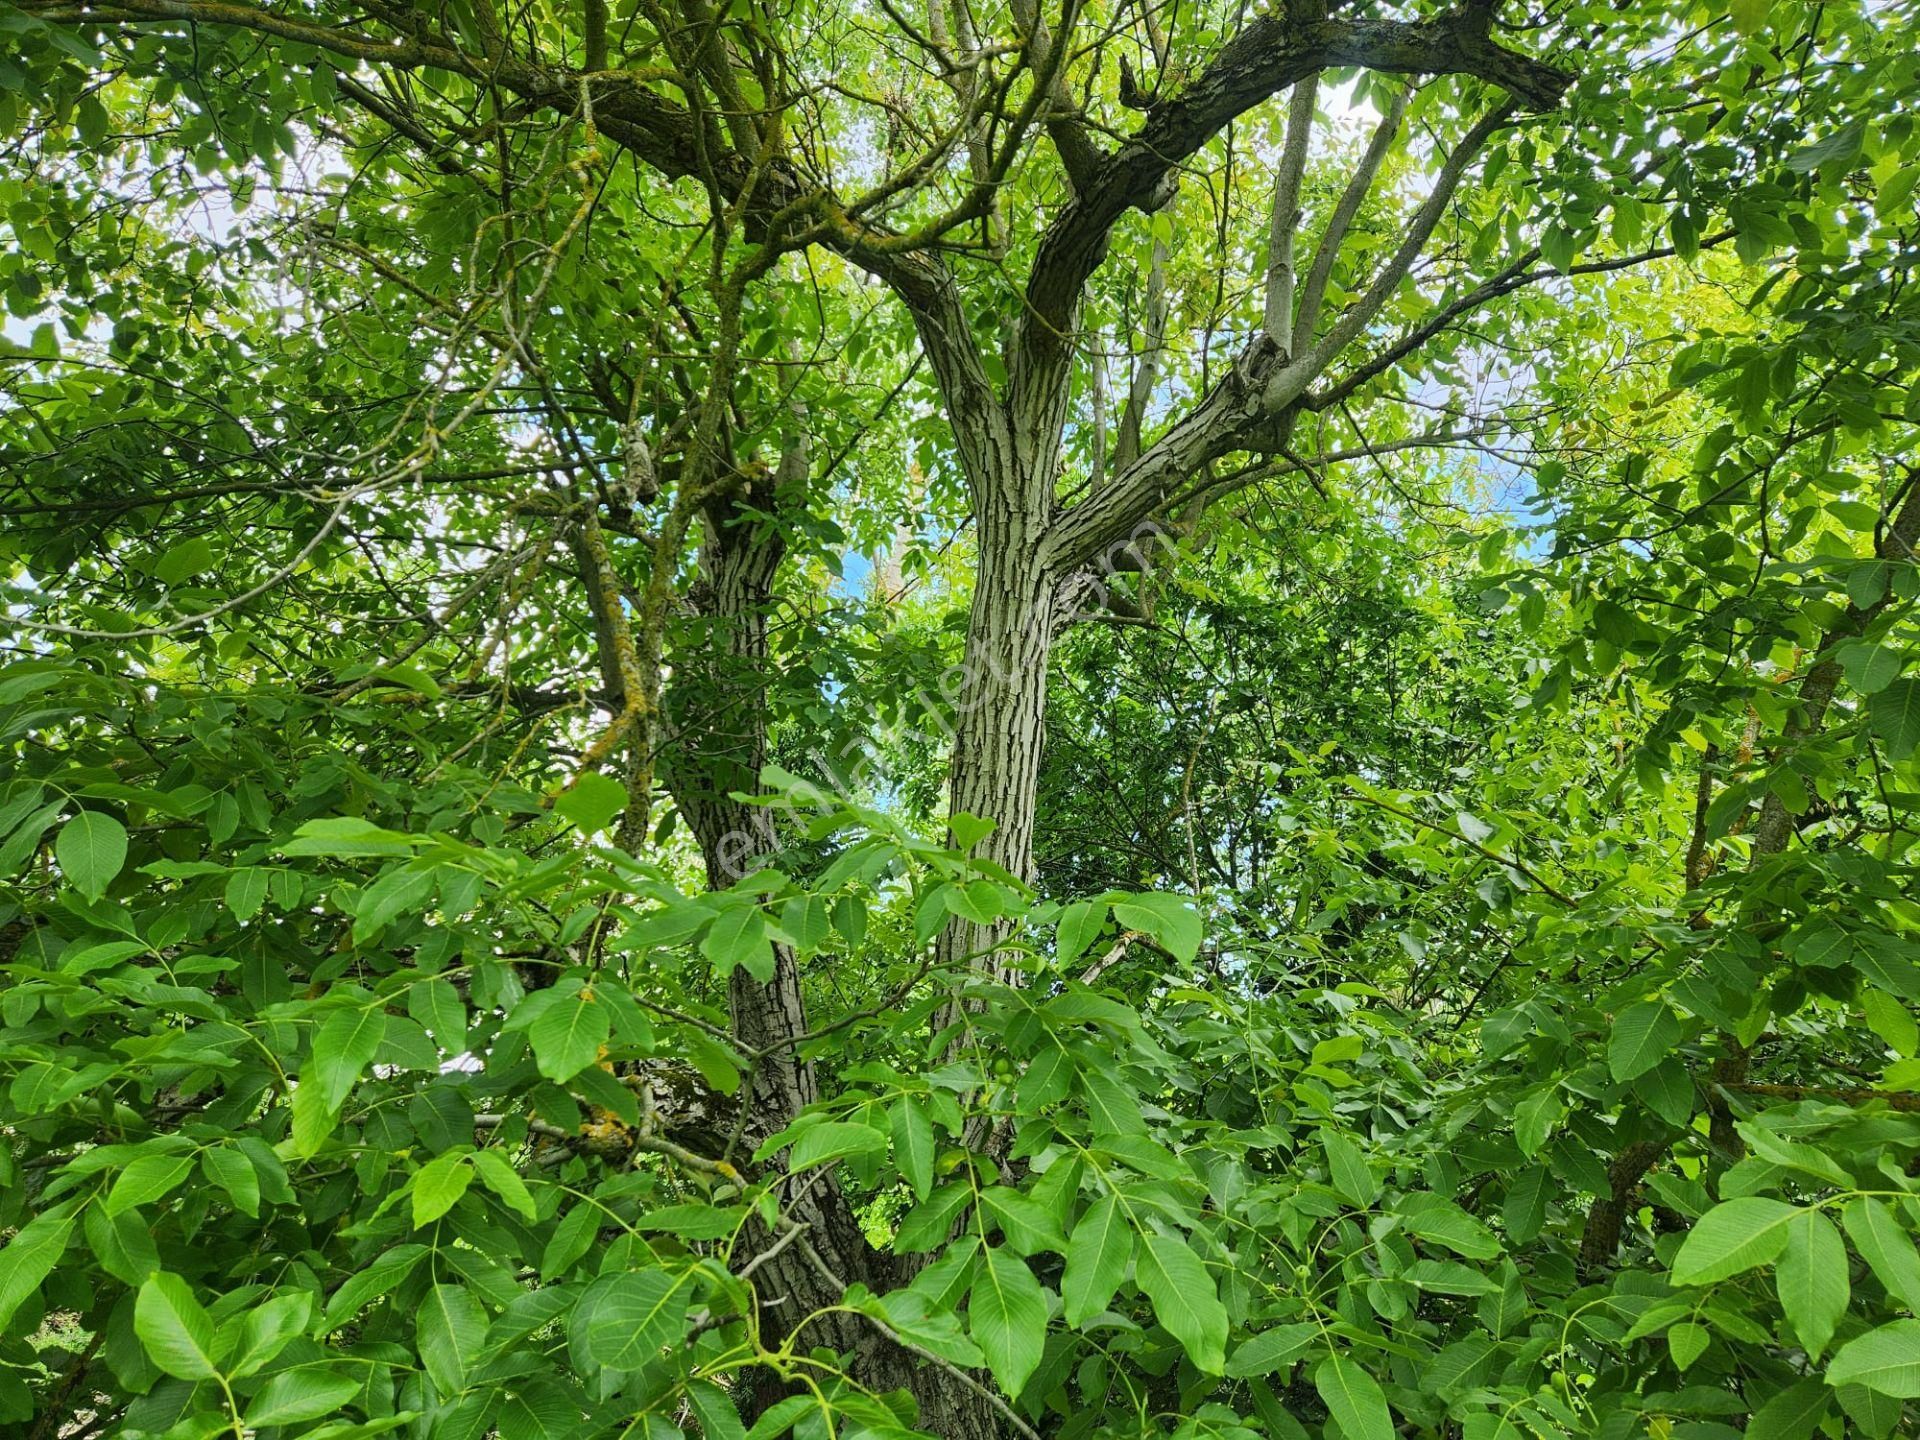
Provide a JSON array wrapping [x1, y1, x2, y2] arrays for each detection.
[[4, 0, 1920, 1438]]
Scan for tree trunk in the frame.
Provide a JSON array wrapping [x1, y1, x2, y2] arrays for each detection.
[[664, 494, 1004, 1440], [938, 487, 1058, 983]]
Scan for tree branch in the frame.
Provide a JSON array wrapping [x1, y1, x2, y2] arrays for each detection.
[[1007, 0, 1103, 191], [1262, 77, 1318, 345], [1313, 229, 1740, 412], [1112, 233, 1170, 474], [1014, 5, 1573, 409], [1262, 98, 1516, 415], [1293, 84, 1410, 357]]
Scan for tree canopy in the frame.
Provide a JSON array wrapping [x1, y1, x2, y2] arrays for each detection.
[[3, 0, 1920, 1438]]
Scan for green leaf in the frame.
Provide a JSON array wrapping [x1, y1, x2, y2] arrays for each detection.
[[635, 1204, 748, 1240], [968, 1246, 1048, 1396], [417, 1283, 486, 1396], [469, 1149, 538, 1221], [245, 1369, 360, 1426], [891, 1098, 935, 1201], [1837, 1380, 1903, 1436], [527, 985, 610, 1082], [369, 661, 443, 698], [57, 810, 127, 899], [409, 977, 467, 1050], [1843, 1199, 1920, 1311], [282, 817, 421, 857], [1609, 1000, 1682, 1082], [496, 1385, 578, 1440], [1225, 1323, 1318, 1378], [135, 1273, 220, 1380], [554, 771, 627, 832], [1313, 1353, 1394, 1440], [1777, 1208, 1848, 1359], [1312, 1034, 1363, 1066], [1541, 226, 1576, 274], [1110, 893, 1202, 963], [1403, 1259, 1502, 1296], [946, 880, 1010, 925], [350, 863, 434, 941], [1080, 1067, 1146, 1136], [154, 536, 215, 583], [703, 901, 774, 981], [290, 1077, 339, 1157], [105, 1152, 196, 1216], [1670, 1197, 1800, 1285], [1502, 1168, 1550, 1245], [1861, 988, 1919, 1056], [0, 1206, 74, 1329], [688, 1380, 749, 1440], [1850, 560, 1891, 610], [1746, 1379, 1830, 1440], [412, 1153, 473, 1227], [581, 1268, 694, 1369], [1869, 679, 1920, 759], [1857, 939, 1920, 1005], [85, 1204, 160, 1284], [947, 811, 995, 851], [789, 1121, 887, 1173], [541, 1206, 599, 1281], [1842, 642, 1904, 696], [1641, 1057, 1696, 1126], [980, 1186, 1066, 1255], [1320, 1129, 1379, 1207], [865, 1288, 983, 1367], [1827, 1320, 1920, 1397], [1397, 1196, 1501, 1260], [312, 1005, 387, 1110], [226, 866, 270, 919], [322, 1245, 428, 1332], [1018, 1043, 1072, 1113], [1887, 166, 1920, 221], [779, 894, 831, 953], [830, 894, 868, 949], [1055, 899, 1106, 969], [1062, 1192, 1132, 1327], [1513, 1087, 1562, 1157], [1668, 1321, 1709, 1370], [228, 1293, 312, 1377], [1135, 1232, 1226, 1374], [1786, 122, 1863, 173]]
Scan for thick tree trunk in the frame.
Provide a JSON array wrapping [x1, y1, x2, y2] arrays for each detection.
[[936, 476, 1059, 995]]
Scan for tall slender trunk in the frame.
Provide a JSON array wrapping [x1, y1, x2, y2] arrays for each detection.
[[663, 491, 1002, 1440]]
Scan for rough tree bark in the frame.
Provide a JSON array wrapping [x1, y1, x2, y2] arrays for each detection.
[[655, 450, 1005, 1437]]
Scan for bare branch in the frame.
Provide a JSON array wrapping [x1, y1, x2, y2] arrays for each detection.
[[1014, 6, 1574, 403], [1008, 0, 1104, 191], [1263, 99, 1516, 415], [1313, 229, 1739, 411], [1113, 233, 1170, 473], [1262, 77, 1319, 346], [1293, 84, 1411, 356]]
